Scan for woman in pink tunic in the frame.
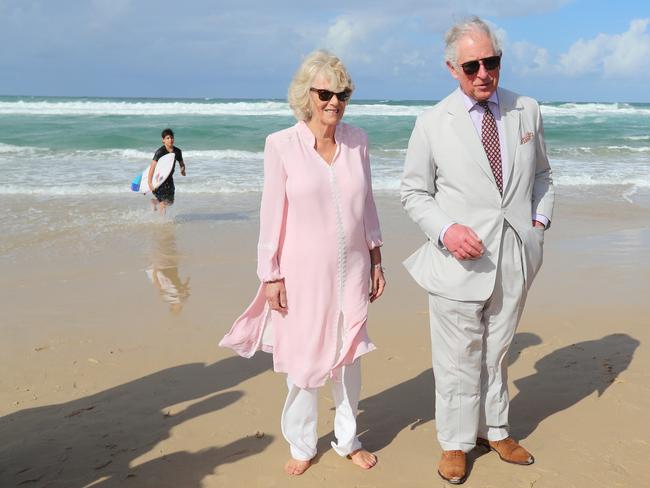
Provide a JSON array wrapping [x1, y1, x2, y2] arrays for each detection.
[[220, 50, 385, 475]]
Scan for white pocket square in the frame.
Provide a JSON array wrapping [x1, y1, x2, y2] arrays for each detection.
[[520, 132, 534, 144]]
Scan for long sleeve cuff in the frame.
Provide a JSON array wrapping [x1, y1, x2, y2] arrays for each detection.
[[257, 245, 283, 282], [366, 236, 384, 250], [258, 271, 283, 283], [534, 214, 550, 228], [438, 222, 456, 249]]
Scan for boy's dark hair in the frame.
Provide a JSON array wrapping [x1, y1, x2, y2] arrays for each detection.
[[161, 128, 174, 139]]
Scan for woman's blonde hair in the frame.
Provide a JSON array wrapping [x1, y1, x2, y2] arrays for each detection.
[[288, 50, 354, 121]]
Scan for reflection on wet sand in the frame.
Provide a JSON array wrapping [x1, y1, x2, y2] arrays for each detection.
[[146, 225, 190, 313]]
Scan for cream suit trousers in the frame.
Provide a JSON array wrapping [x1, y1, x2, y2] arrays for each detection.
[[428, 223, 527, 452], [281, 359, 362, 461]]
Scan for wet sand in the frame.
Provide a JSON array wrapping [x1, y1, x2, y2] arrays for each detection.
[[1, 189, 649, 487]]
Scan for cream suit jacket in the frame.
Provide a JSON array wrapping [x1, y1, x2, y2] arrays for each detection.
[[401, 87, 555, 301]]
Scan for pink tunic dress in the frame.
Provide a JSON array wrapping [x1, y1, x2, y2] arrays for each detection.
[[219, 121, 383, 388]]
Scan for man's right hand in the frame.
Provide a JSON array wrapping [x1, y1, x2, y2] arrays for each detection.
[[442, 224, 484, 260], [264, 280, 288, 312]]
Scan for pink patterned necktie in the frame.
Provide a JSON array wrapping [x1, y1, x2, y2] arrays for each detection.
[[479, 101, 503, 194]]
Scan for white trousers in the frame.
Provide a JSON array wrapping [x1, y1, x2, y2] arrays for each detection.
[[281, 359, 362, 461], [428, 223, 527, 452]]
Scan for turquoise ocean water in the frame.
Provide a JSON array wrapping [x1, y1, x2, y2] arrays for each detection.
[[1, 96, 649, 254]]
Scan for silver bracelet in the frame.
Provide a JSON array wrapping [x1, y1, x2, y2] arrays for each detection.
[[372, 263, 385, 272]]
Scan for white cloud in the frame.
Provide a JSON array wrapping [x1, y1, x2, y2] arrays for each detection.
[[505, 18, 650, 80], [401, 50, 428, 68], [322, 16, 371, 62], [510, 41, 551, 73], [558, 18, 650, 77], [492, 24, 550, 75], [316, 15, 430, 74], [603, 18, 650, 75], [558, 34, 608, 76]]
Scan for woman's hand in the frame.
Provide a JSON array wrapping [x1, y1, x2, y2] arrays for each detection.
[[264, 280, 287, 312], [369, 265, 386, 303]]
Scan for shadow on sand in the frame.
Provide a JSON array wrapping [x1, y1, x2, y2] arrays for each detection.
[[3, 332, 637, 485], [509, 332, 639, 440], [0, 354, 272, 487], [316, 331, 638, 473]]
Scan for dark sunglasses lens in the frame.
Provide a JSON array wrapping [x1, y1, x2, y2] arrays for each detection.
[[461, 61, 480, 75], [484, 56, 500, 70], [316, 90, 334, 101], [337, 90, 350, 102]]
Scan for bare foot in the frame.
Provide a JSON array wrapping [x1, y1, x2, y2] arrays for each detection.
[[284, 458, 311, 476], [348, 449, 377, 469]]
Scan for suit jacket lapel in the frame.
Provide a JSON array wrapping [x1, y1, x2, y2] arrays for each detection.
[[499, 88, 521, 196], [449, 89, 497, 188]]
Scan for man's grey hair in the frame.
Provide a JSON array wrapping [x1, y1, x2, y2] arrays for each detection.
[[444, 16, 502, 66]]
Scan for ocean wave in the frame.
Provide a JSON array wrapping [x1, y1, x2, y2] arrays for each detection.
[[0, 182, 265, 195], [82, 148, 265, 161], [623, 135, 650, 141], [550, 145, 650, 156], [0, 100, 428, 117], [0, 100, 293, 117], [605, 145, 650, 153], [0, 184, 137, 195], [555, 175, 650, 187], [2, 98, 648, 118], [622, 185, 638, 203], [3, 172, 650, 196], [182, 149, 263, 160], [0, 145, 265, 162], [0, 142, 41, 154], [347, 104, 426, 116], [541, 102, 650, 117]]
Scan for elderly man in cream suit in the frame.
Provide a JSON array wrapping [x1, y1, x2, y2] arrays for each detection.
[[401, 17, 554, 485]]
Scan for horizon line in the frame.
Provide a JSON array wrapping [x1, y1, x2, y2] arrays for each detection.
[[2, 94, 650, 105]]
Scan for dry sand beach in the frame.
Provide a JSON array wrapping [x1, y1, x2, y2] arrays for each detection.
[[1, 189, 649, 487]]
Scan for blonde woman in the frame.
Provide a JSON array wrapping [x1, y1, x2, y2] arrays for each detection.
[[220, 50, 385, 475]]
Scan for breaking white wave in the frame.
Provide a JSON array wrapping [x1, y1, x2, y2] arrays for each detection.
[[0, 100, 292, 116], [605, 145, 650, 153], [0, 144, 265, 162], [5, 99, 648, 118], [555, 175, 650, 187], [541, 102, 650, 117], [0, 100, 428, 117], [3, 171, 649, 196]]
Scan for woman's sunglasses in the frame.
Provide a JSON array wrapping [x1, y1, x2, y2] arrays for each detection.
[[310, 88, 352, 102], [460, 55, 501, 75]]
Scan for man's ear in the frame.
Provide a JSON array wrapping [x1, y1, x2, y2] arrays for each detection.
[[446, 61, 459, 80]]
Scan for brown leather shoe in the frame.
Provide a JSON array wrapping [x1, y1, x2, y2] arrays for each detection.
[[437, 450, 467, 484], [477, 437, 534, 465]]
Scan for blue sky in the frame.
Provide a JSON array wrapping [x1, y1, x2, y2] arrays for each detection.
[[1, 0, 649, 101]]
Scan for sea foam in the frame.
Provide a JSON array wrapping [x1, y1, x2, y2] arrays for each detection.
[[2, 99, 649, 118]]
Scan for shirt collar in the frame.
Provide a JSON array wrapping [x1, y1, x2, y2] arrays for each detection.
[[461, 90, 500, 112], [296, 120, 315, 146], [296, 119, 342, 145]]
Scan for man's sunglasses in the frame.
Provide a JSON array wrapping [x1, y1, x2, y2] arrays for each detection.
[[460, 55, 501, 75], [310, 88, 352, 102]]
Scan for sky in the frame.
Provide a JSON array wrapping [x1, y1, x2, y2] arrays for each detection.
[[1, 0, 649, 102]]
